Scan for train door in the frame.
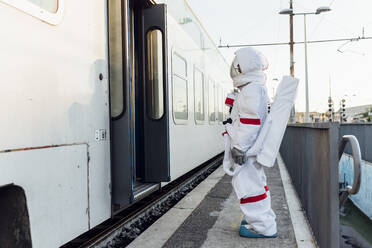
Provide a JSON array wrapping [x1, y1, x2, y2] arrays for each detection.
[[109, 0, 170, 208]]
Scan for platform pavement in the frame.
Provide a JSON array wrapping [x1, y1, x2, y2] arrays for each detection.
[[128, 158, 316, 248]]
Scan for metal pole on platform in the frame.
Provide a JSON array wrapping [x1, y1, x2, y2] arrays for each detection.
[[303, 14, 310, 123], [289, 0, 296, 123]]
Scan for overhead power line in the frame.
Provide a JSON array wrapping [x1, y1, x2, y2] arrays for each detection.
[[218, 36, 372, 48]]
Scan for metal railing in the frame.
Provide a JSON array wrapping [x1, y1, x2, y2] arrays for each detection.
[[338, 135, 362, 207]]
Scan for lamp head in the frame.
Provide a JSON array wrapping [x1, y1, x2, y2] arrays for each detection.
[[316, 6, 331, 14], [279, 8, 293, 15]]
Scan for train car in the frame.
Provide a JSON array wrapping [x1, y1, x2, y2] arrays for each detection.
[[0, 0, 231, 247]]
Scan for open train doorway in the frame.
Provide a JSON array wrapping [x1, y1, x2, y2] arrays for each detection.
[[109, 0, 170, 210]]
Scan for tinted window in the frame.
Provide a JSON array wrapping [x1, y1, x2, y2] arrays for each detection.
[[208, 80, 215, 123], [194, 68, 205, 122], [146, 29, 164, 120], [172, 54, 188, 123], [109, 0, 124, 118], [217, 85, 223, 122], [173, 53, 187, 78]]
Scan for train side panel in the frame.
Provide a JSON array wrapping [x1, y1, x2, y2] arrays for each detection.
[[167, 15, 226, 181], [0, 0, 111, 246], [0, 145, 88, 247], [0, 0, 230, 246]]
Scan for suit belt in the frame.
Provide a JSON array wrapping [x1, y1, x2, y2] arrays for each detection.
[[240, 186, 269, 204]]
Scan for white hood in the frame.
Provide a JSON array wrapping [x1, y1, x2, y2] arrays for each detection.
[[231, 47, 268, 88]]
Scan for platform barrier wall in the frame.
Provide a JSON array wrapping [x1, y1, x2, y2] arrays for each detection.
[[279, 123, 339, 248]]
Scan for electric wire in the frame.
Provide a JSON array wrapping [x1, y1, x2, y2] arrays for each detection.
[[309, 0, 337, 38], [218, 36, 372, 48]]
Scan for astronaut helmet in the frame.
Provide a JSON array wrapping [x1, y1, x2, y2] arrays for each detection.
[[230, 47, 268, 87]]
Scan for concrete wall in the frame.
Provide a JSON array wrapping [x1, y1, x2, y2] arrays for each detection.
[[280, 123, 339, 248], [339, 124, 372, 163]]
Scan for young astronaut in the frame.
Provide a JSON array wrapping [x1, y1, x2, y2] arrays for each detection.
[[223, 47, 277, 238]]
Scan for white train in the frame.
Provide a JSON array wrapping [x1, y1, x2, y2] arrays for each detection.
[[0, 0, 231, 247]]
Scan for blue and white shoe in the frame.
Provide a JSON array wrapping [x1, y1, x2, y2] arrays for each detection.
[[239, 225, 278, 238]]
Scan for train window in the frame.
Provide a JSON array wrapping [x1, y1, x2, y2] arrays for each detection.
[[173, 53, 187, 77], [217, 85, 223, 123], [146, 29, 164, 120], [208, 80, 215, 124], [27, 0, 57, 13], [194, 67, 205, 123], [172, 53, 188, 123], [223, 89, 229, 120], [215, 85, 219, 123], [3, 0, 64, 25], [109, 0, 124, 118]]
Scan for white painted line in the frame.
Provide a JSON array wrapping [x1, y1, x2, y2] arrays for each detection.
[[127, 166, 225, 248], [277, 154, 317, 248]]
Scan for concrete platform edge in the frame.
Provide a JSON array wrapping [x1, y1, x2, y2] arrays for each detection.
[[127, 165, 225, 248], [277, 154, 317, 248]]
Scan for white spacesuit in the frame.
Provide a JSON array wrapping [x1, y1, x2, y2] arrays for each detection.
[[224, 47, 277, 238]]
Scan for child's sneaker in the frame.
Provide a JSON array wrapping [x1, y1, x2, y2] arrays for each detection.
[[239, 225, 277, 238]]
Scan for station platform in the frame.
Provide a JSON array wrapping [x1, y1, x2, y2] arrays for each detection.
[[128, 156, 316, 248]]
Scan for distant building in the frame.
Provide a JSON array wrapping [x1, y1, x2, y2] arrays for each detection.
[[295, 112, 305, 123], [293, 105, 372, 123], [335, 104, 372, 123], [295, 112, 325, 123]]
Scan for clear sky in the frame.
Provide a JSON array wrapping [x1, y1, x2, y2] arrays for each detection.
[[188, 0, 372, 112]]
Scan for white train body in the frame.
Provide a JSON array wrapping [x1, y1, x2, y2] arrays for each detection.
[[0, 0, 230, 247]]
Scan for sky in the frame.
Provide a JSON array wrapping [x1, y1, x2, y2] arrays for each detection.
[[187, 0, 372, 113]]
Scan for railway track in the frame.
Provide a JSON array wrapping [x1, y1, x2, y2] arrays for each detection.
[[61, 154, 223, 248]]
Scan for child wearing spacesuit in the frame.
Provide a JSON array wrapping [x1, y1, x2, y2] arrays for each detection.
[[223, 47, 277, 238]]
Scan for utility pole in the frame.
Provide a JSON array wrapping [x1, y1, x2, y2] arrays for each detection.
[[289, 0, 296, 123], [289, 0, 294, 76], [328, 77, 333, 122], [303, 14, 310, 123]]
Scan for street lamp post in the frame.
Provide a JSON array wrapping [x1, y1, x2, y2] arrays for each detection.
[[303, 14, 310, 123], [279, 6, 331, 123]]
